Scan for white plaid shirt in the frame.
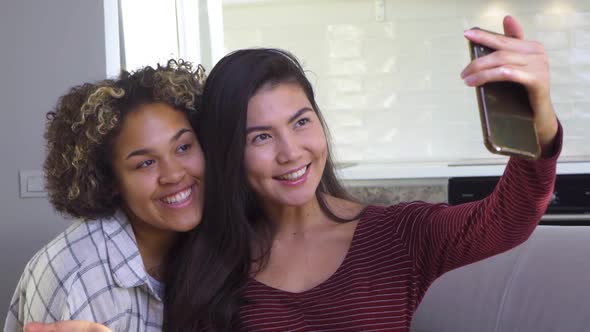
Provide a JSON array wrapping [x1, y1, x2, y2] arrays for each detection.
[[4, 210, 164, 332]]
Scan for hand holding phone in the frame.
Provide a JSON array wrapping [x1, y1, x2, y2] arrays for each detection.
[[462, 16, 559, 159], [468, 28, 541, 159]]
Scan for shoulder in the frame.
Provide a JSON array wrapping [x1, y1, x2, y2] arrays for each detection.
[[20, 219, 111, 283], [323, 195, 367, 220], [359, 201, 448, 230], [11, 219, 122, 321], [11, 219, 142, 323], [26, 220, 108, 280]]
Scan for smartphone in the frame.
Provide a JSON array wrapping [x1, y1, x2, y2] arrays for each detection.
[[468, 27, 541, 160]]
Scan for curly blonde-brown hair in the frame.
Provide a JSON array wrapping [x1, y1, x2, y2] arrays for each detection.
[[44, 59, 206, 220]]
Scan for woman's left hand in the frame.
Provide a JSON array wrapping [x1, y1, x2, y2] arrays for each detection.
[[24, 321, 112, 332], [461, 15, 559, 157]]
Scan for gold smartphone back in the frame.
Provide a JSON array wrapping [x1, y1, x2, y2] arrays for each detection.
[[468, 28, 541, 160]]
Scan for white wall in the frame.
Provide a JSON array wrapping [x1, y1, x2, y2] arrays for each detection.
[[0, 0, 108, 321], [223, 0, 590, 167]]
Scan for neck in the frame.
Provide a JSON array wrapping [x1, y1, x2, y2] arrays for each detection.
[[262, 194, 326, 236], [126, 212, 177, 281]]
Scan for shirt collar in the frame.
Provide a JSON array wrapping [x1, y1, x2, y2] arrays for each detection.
[[102, 209, 163, 301]]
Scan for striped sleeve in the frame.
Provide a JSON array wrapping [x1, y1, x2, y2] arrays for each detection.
[[393, 124, 562, 298]]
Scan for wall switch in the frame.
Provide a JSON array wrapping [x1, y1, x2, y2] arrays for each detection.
[[19, 170, 47, 198], [375, 0, 385, 22]]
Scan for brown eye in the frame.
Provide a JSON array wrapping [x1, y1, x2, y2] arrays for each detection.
[[137, 159, 155, 169], [295, 118, 310, 127], [253, 133, 271, 143], [177, 144, 192, 153]]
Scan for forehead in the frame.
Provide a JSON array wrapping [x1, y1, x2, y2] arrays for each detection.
[[115, 103, 191, 148], [246, 82, 312, 123]]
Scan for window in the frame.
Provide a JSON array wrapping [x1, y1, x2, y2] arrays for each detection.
[[111, 0, 223, 72], [111, 0, 590, 178], [222, 0, 590, 178]]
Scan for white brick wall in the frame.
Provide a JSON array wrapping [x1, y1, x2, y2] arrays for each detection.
[[223, 0, 590, 165]]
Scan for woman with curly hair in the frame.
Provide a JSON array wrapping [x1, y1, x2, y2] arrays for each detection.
[[4, 60, 206, 332]]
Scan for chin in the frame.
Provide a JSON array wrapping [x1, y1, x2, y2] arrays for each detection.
[[172, 220, 201, 232], [279, 193, 317, 207]]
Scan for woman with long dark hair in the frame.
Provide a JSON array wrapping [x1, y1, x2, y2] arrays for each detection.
[[164, 15, 561, 331]]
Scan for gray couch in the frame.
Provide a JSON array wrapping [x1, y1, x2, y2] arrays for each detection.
[[411, 225, 590, 332]]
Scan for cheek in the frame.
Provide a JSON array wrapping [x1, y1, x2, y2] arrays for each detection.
[[244, 147, 274, 190], [243, 150, 258, 183], [244, 147, 269, 175], [188, 144, 206, 175], [118, 172, 155, 205], [310, 128, 328, 157], [318, 137, 328, 155], [185, 155, 206, 178]]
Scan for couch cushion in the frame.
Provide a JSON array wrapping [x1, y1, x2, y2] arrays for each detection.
[[411, 226, 590, 332]]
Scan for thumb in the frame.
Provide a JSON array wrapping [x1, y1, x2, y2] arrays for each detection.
[[23, 322, 49, 332], [503, 15, 524, 39], [24, 321, 112, 332]]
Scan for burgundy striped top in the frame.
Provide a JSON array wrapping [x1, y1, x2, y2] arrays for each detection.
[[237, 131, 561, 331]]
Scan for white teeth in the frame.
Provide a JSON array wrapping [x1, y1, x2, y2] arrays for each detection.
[[278, 166, 307, 181], [162, 187, 192, 205]]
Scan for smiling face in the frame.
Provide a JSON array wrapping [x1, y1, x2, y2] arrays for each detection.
[[244, 82, 327, 208], [111, 102, 205, 234]]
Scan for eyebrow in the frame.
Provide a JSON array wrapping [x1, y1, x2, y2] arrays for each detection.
[[245, 107, 313, 135], [125, 128, 193, 159]]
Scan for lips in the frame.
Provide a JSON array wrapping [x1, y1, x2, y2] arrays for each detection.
[[274, 164, 309, 181]]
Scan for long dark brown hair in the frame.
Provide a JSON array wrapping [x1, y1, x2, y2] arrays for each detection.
[[163, 49, 355, 331]]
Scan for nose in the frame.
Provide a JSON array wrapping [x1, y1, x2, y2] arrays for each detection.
[[159, 158, 185, 185], [276, 135, 302, 164]]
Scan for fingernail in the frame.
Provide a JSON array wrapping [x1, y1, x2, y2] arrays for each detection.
[[464, 29, 474, 37], [464, 76, 476, 85]]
